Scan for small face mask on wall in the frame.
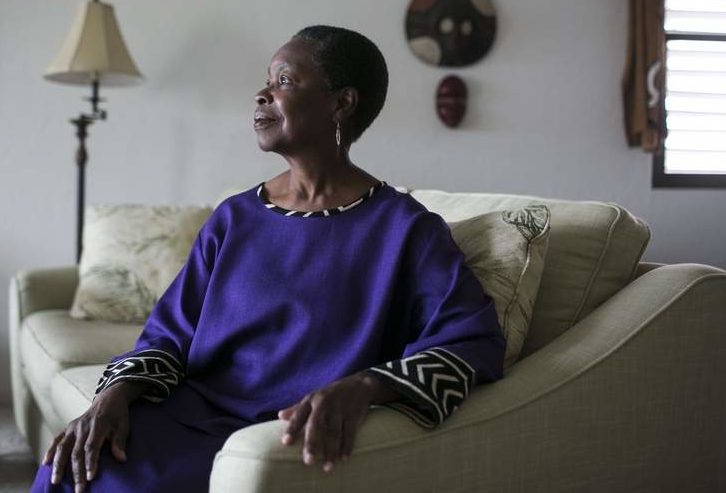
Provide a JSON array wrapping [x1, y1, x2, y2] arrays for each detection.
[[406, 0, 497, 67], [436, 75, 468, 128]]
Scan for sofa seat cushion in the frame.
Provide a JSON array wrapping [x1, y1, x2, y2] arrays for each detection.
[[51, 365, 104, 423], [20, 309, 141, 420], [410, 189, 650, 356]]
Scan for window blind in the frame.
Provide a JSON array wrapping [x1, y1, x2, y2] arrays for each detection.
[[664, 0, 726, 174]]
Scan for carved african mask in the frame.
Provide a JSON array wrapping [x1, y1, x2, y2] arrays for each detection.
[[406, 0, 497, 67], [436, 75, 467, 127]]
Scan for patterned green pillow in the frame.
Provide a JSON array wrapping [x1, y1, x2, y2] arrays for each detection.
[[70, 204, 213, 323], [448, 205, 551, 368]]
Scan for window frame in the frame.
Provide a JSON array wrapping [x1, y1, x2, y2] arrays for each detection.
[[652, 32, 726, 188]]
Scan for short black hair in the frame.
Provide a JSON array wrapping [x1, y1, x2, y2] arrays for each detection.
[[293, 25, 388, 142]]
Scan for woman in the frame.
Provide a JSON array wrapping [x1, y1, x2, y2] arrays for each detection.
[[31, 25, 505, 492]]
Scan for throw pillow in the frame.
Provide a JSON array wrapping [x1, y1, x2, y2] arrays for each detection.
[[448, 205, 551, 368], [70, 204, 213, 323], [411, 189, 650, 357]]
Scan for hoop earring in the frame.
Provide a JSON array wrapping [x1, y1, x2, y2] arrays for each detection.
[[335, 121, 341, 147]]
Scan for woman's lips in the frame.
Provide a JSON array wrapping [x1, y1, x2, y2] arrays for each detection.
[[254, 116, 277, 130]]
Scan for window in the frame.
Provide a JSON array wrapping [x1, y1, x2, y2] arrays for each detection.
[[654, 0, 726, 187]]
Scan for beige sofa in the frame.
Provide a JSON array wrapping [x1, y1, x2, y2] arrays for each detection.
[[9, 188, 726, 492]]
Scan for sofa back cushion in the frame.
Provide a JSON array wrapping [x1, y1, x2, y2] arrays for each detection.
[[70, 204, 213, 323], [409, 189, 650, 356]]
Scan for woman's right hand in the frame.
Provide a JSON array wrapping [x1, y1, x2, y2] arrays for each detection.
[[42, 381, 148, 492]]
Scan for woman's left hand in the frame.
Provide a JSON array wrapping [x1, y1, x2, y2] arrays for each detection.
[[277, 370, 397, 473]]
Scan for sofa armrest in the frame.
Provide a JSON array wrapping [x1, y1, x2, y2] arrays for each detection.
[[8, 266, 78, 437], [10, 266, 79, 320], [210, 263, 726, 492]]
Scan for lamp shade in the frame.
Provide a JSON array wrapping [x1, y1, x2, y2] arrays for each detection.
[[44, 1, 143, 87]]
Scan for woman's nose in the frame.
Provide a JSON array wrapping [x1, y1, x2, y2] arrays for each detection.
[[255, 89, 271, 105]]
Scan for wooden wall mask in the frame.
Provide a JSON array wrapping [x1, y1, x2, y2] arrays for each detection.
[[436, 75, 467, 127], [406, 0, 497, 67]]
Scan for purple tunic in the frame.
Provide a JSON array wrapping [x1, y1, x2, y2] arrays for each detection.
[[32, 181, 505, 492]]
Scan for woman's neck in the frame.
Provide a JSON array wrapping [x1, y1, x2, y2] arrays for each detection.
[[278, 150, 364, 200]]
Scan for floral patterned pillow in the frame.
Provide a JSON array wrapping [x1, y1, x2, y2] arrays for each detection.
[[70, 204, 213, 323], [448, 205, 551, 368]]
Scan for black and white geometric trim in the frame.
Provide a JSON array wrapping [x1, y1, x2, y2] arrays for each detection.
[[257, 180, 387, 218], [366, 347, 475, 429], [95, 349, 184, 403]]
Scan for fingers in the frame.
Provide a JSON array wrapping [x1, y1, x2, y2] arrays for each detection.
[[43, 432, 65, 466], [71, 421, 89, 492], [340, 419, 355, 462], [322, 413, 343, 472], [303, 404, 342, 472], [277, 403, 297, 421], [84, 420, 108, 482], [72, 441, 88, 492], [111, 421, 129, 463], [50, 397, 132, 490], [52, 430, 75, 485], [303, 408, 322, 467], [281, 400, 311, 446], [284, 378, 372, 472]]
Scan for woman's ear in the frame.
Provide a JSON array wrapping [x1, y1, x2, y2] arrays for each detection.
[[335, 87, 358, 121]]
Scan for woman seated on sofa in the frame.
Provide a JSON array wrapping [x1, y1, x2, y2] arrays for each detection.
[[31, 25, 505, 492]]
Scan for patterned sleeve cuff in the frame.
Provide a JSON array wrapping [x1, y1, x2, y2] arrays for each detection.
[[366, 347, 475, 429], [95, 349, 184, 403]]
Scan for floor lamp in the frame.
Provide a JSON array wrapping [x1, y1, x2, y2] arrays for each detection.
[[44, 0, 143, 263]]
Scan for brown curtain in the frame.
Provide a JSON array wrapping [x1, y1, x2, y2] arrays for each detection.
[[622, 0, 667, 153]]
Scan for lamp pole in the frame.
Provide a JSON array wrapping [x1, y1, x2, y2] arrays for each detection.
[[72, 78, 106, 263]]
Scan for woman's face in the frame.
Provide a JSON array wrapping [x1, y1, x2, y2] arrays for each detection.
[[254, 38, 338, 154]]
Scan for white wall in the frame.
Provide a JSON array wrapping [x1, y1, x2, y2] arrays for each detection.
[[1, 0, 724, 402]]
